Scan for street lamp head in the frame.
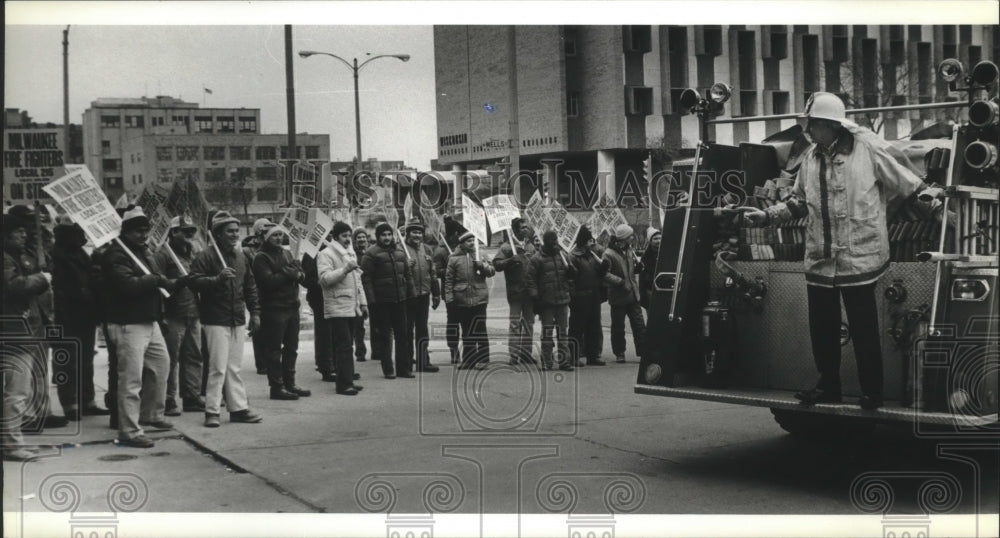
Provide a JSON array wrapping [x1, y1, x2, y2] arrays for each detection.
[[395, 54, 411, 62], [298, 50, 316, 58]]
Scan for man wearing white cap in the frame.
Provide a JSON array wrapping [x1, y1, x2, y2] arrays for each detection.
[[742, 92, 935, 411], [102, 207, 176, 448], [189, 211, 263, 427], [603, 223, 646, 364], [152, 216, 203, 415]]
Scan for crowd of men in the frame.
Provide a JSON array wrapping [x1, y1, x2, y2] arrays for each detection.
[[2, 202, 662, 461]]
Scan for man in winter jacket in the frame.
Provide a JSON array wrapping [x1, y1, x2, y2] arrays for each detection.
[[2, 215, 54, 461], [102, 207, 175, 448], [435, 219, 461, 363], [318, 221, 368, 395], [742, 92, 935, 410], [444, 231, 496, 369], [603, 224, 646, 364], [51, 216, 109, 420], [402, 218, 441, 373], [569, 226, 609, 366], [253, 225, 310, 400], [525, 230, 576, 371], [492, 217, 538, 365], [352, 228, 370, 362], [189, 211, 263, 428], [638, 228, 661, 314], [153, 216, 204, 416], [245, 218, 275, 375], [361, 222, 414, 379]]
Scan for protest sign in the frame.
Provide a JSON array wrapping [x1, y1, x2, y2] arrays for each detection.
[[43, 166, 120, 247], [584, 193, 630, 246], [403, 192, 415, 224], [461, 194, 489, 246], [418, 191, 446, 246], [547, 198, 583, 252], [521, 190, 546, 234], [301, 208, 334, 258], [278, 206, 312, 258], [3, 128, 65, 205], [329, 207, 354, 228], [482, 194, 521, 232]]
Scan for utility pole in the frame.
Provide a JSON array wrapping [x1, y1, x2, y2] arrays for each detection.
[[63, 25, 70, 163], [284, 24, 297, 205], [506, 26, 521, 197]]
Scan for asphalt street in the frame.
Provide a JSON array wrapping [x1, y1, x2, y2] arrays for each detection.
[[4, 268, 998, 538]]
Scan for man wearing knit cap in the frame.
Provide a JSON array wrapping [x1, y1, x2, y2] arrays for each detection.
[[603, 224, 646, 364], [525, 230, 577, 371], [189, 211, 263, 427], [153, 216, 204, 415], [402, 218, 441, 373], [253, 225, 310, 400], [351, 228, 370, 361], [361, 221, 414, 379], [492, 217, 538, 365], [569, 225, 610, 366], [445, 230, 496, 369], [245, 217, 275, 375], [102, 207, 176, 448]]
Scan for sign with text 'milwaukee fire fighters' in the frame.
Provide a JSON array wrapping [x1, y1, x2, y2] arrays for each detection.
[[3, 128, 65, 204], [43, 166, 121, 247]]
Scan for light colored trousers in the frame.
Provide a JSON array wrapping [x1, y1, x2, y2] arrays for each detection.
[[108, 322, 169, 440], [203, 325, 250, 416]]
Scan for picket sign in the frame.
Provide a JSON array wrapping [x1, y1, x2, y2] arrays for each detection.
[[439, 233, 452, 255], [506, 229, 518, 255], [209, 234, 229, 269], [163, 243, 188, 276]]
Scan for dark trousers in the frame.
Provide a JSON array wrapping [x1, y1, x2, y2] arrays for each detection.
[[370, 303, 412, 376], [456, 304, 489, 366], [408, 294, 432, 369], [314, 308, 334, 375], [354, 317, 367, 360], [569, 295, 604, 362], [329, 317, 358, 391], [260, 307, 300, 388], [54, 318, 97, 411], [251, 327, 266, 372], [506, 295, 535, 363], [445, 302, 459, 352], [102, 322, 118, 425], [610, 301, 646, 359], [806, 283, 883, 398], [539, 303, 570, 366]]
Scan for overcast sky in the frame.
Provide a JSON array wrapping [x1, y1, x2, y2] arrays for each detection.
[[4, 25, 438, 169]]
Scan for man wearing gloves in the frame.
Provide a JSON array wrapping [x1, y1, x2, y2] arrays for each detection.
[[569, 226, 609, 367], [253, 225, 310, 401], [525, 230, 576, 371], [152, 216, 204, 416], [401, 218, 441, 373], [361, 222, 414, 379], [102, 207, 175, 448], [189, 211, 263, 427], [741, 92, 936, 411], [445, 231, 496, 369], [603, 224, 646, 364], [492, 217, 537, 365], [318, 221, 368, 395]]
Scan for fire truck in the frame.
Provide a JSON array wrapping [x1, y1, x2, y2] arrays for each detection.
[[637, 58, 999, 439]]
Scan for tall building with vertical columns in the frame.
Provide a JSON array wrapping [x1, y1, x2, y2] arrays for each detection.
[[434, 25, 999, 209]]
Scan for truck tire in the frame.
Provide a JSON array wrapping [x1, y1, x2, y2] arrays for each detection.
[[770, 408, 876, 441]]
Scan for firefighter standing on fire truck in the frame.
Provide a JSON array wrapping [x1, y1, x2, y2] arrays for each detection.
[[742, 92, 938, 411]]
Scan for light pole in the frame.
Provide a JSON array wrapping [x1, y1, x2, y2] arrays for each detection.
[[298, 50, 410, 170]]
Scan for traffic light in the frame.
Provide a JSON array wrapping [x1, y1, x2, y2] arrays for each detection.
[[938, 59, 1000, 187]]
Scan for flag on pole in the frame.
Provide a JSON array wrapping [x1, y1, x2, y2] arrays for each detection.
[[203, 87, 213, 95]]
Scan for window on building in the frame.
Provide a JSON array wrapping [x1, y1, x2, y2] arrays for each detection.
[[771, 91, 790, 114], [737, 30, 757, 90], [305, 146, 320, 160], [239, 116, 257, 133], [204, 146, 226, 161], [176, 146, 200, 161], [217, 118, 235, 133], [256, 167, 278, 181], [667, 26, 689, 93], [204, 168, 226, 182], [130, 154, 135, 164], [802, 34, 820, 94], [100, 115, 120, 127], [255, 146, 276, 160], [177, 168, 201, 181], [195, 116, 213, 133], [152, 116, 165, 127], [102, 158, 120, 172], [157, 168, 173, 183], [138, 174, 143, 183], [567, 91, 580, 117], [280, 146, 305, 159], [156, 146, 173, 161], [125, 115, 144, 128], [230, 146, 251, 160], [739, 91, 758, 116], [231, 167, 253, 182], [101, 140, 111, 156], [171, 115, 188, 126], [256, 187, 279, 202]]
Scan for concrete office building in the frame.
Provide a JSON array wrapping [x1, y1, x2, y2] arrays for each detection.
[[122, 133, 330, 222], [82, 96, 263, 200], [434, 25, 999, 209]]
